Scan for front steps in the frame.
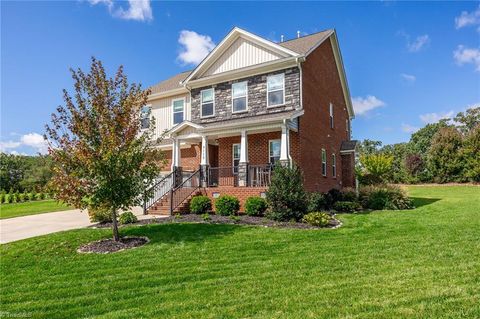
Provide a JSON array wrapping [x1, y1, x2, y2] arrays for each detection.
[[147, 189, 204, 215]]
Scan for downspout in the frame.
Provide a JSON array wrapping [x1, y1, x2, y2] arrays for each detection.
[[295, 56, 305, 110]]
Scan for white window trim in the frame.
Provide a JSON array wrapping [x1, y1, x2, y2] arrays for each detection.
[[231, 81, 248, 114], [269, 139, 281, 164], [200, 88, 215, 118], [267, 73, 285, 108], [171, 97, 185, 126], [321, 148, 327, 177], [329, 103, 334, 129], [140, 105, 152, 130], [332, 153, 336, 178], [232, 143, 240, 174]]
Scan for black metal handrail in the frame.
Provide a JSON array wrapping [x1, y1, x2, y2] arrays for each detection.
[[248, 164, 273, 187], [207, 166, 238, 187], [143, 171, 174, 214], [170, 169, 201, 214]]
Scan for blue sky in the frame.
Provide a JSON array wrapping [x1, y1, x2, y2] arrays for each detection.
[[1, 1, 479, 155]]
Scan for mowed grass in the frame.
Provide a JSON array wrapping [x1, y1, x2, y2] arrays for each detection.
[[1, 186, 479, 318], [0, 200, 72, 219]]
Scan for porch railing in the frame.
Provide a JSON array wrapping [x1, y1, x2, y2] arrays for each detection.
[[207, 166, 239, 187], [143, 171, 174, 214], [169, 169, 201, 213], [248, 164, 273, 187]]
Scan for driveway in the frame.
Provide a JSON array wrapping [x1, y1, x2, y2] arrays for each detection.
[[0, 207, 159, 244]]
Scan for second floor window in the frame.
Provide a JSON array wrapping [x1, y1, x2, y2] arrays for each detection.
[[172, 99, 184, 125], [201, 88, 214, 117], [269, 140, 281, 165], [321, 149, 327, 176], [140, 106, 150, 129], [232, 81, 247, 113], [233, 143, 240, 174], [332, 153, 336, 178], [267, 73, 284, 107], [329, 103, 334, 128]]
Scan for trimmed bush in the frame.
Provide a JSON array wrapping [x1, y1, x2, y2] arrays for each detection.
[[341, 187, 358, 202], [307, 192, 327, 212], [119, 211, 138, 224], [215, 195, 240, 216], [302, 212, 332, 227], [359, 185, 414, 210], [245, 196, 268, 216], [88, 207, 113, 223], [38, 192, 46, 200], [6, 195, 13, 204], [201, 213, 211, 221], [333, 201, 361, 213], [0, 193, 5, 204], [190, 195, 212, 214], [266, 163, 308, 221]]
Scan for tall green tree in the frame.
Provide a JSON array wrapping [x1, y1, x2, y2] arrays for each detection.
[[461, 125, 480, 182], [454, 107, 480, 134], [358, 153, 394, 185], [427, 127, 464, 183], [45, 57, 164, 241], [409, 120, 450, 155]]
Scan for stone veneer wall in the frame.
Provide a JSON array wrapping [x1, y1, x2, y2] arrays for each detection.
[[190, 67, 300, 124]]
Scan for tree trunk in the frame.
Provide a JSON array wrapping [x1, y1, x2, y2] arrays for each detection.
[[111, 207, 120, 241]]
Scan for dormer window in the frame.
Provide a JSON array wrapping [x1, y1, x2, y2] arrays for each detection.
[[201, 88, 215, 118], [232, 81, 248, 113], [172, 98, 184, 125], [267, 73, 284, 107], [140, 106, 150, 129]]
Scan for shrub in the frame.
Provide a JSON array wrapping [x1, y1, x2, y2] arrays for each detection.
[[13, 192, 20, 203], [0, 193, 5, 204], [359, 185, 413, 210], [119, 211, 137, 224], [341, 187, 358, 202], [6, 195, 13, 204], [18, 193, 25, 202], [302, 212, 332, 227], [201, 213, 211, 221], [215, 195, 240, 216], [88, 207, 113, 223], [190, 195, 212, 214], [266, 163, 307, 221], [245, 196, 268, 216], [30, 190, 37, 201], [359, 154, 394, 185], [333, 201, 361, 213], [38, 192, 46, 200], [307, 192, 327, 212]]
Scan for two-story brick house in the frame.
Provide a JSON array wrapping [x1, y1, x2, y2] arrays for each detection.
[[144, 27, 357, 214]]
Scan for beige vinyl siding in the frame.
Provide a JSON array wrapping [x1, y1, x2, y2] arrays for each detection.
[[150, 94, 191, 139], [203, 37, 283, 77]]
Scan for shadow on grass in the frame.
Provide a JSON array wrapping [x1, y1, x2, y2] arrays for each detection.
[[121, 222, 240, 245], [411, 197, 441, 208]]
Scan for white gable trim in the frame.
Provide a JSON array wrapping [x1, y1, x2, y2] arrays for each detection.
[[183, 27, 299, 84], [167, 120, 204, 135]]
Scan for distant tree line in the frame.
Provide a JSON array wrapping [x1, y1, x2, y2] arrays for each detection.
[[0, 154, 53, 192], [357, 107, 480, 184]]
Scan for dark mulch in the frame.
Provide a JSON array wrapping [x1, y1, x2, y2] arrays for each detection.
[[93, 214, 341, 230], [77, 236, 149, 254]]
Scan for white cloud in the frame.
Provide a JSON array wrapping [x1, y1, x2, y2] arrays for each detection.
[[455, 6, 480, 30], [419, 110, 455, 124], [177, 30, 215, 65], [88, 0, 152, 22], [398, 31, 430, 52], [0, 132, 48, 155], [401, 123, 419, 133], [400, 73, 416, 83], [352, 95, 386, 116], [453, 45, 480, 72]]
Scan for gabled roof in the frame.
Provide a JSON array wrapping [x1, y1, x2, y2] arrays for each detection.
[[340, 140, 359, 153], [149, 70, 191, 95], [279, 30, 334, 55]]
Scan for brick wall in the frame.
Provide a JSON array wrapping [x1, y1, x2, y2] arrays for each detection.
[[190, 67, 300, 124], [299, 38, 353, 192], [341, 153, 355, 188], [163, 144, 201, 172], [203, 186, 268, 212]]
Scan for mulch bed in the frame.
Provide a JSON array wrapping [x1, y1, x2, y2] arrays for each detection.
[[77, 236, 149, 254], [93, 214, 341, 230]]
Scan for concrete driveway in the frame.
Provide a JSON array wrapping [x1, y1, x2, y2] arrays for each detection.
[[0, 207, 157, 244]]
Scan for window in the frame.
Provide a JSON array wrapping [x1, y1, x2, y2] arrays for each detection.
[[172, 99, 184, 125], [332, 154, 336, 178], [232, 144, 240, 174], [269, 140, 281, 165], [201, 88, 214, 117], [232, 81, 247, 113], [267, 73, 284, 107], [321, 149, 327, 176], [140, 106, 150, 129], [329, 103, 334, 128]]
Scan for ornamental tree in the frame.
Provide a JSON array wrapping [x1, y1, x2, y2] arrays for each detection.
[[45, 57, 164, 241]]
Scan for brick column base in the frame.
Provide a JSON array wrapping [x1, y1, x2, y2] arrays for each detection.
[[238, 163, 249, 187]]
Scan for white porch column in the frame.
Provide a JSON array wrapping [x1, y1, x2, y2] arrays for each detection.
[[171, 137, 180, 170], [240, 130, 248, 163], [280, 123, 290, 163], [200, 135, 209, 166]]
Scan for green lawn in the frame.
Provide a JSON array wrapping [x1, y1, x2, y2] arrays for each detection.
[[1, 186, 479, 318], [0, 200, 72, 219]]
